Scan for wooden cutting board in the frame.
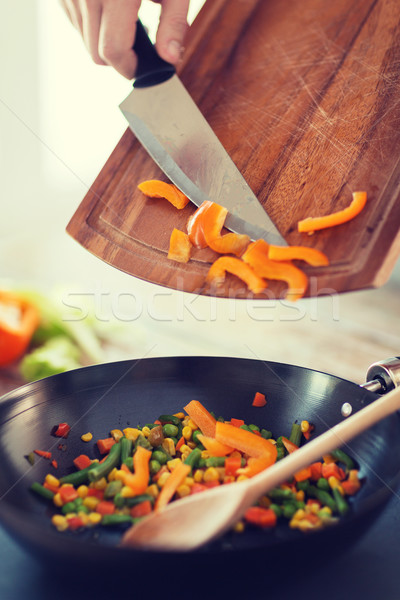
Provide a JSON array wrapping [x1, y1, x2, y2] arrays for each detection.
[[67, 0, 400, 300]]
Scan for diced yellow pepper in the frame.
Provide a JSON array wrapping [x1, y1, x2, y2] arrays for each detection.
[[110, 429, 124, 442], [123, 428, 141, 442]]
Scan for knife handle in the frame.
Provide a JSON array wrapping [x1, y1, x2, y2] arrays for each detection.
[[133, 21, 176, 88]]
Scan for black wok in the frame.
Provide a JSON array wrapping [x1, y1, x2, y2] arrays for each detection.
[[0, 356, 399, 570]]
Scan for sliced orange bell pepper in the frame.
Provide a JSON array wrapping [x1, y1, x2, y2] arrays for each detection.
[[155, 461, 191, 511], [298, 191, 367, 233], [294, 466, 312, 482], [238, 455, 275, 477], [167, 228, 192, 263], [197, 434, 234, 457], [206, 256, 267, 294], [123, 446, 152, 495], [215, 421, 277, 463], [200, 202, 250, 256], [268, 245, 329, 267], [242, 240, 308, 301], [184, 400, 217, 437], [137, 180, 190, 209], [186, 201, 213, 249], [0, 291, 40, 366], [281, 436, 299, 454]]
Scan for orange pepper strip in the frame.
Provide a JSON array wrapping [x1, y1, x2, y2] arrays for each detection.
[[123, 446, 152, 495], [167, 228, 192, 263], [0, 291, 40, 366], [268, 245, 329, 267], [187, 201, 213, 249], [206, 256, 267, 294], [184, 400, 217, 437], [215, 421, 277, 463], [196, 434, 234, 457], [242, 240, 307, 301], [155, 462, 191, 512], [237, 455, 275, 477], [202, 202, 250, 256], [298, 191, 367, 233], [137, 180, 190, 209]]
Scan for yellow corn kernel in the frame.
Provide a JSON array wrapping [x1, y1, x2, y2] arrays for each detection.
[[176, 484, 191, 498], [182, 426, 192, 441], [296, 490, 305, 502], [233, 521, 245, 533], [201, 450, 210, 459], [179, 444, 192, 455], [45, 474, 60, 488], [167, 458, 183, 471], [348, 469, 360, 482], [259, 496, 271, 508], [184, 477, 194, 486], [203, 467, 219, 482], [173, 412, 185, 420], [60, 483, 73, 490], [300, 420, 310, 433], [107, 468, 119, 482], [146, 484, 159, 498], [157, 471, 171, 488], [309, 502, 320, 514], [53, 493, 63, 507], [328, 476, 343, 494], [187, 419, 198, 431], [293, 508, 306, 521], [83, 496, 100, 511], [141, 426, 151, 438], [216, 467, 225, 480], [121, 485, 137, 498], [318, 506, 332, 517], [236, 474, 249, 482], [110, 429, 124, 442], [113, 469, 127, 482], [81, 432, 93, 442], [51, 514, 68, 531], [92, 477, 107, 490], [123, 427, 141, 442], [180, 450, 192, 463], [162, 438, 176, 456], [88, 512, 102, 526], [290, 519, 315, 531], [77, 485, 89, 498], [77, 512, 90, 526], [187, 441, 197, 449], [182, 416, 191, 427], [194, 469, 204, 483]]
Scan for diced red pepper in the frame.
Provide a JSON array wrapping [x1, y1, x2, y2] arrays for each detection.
[[54, 422, 71, 438], [321, 462, 345, 481], [87, 488, 104, 500], [96, 500, 115, 515], [67, 516, 84, 530], [190, 483, 208, 494], [310, 462, 323, 481], [96, 437, 116, 455], [342, 480, 361, 495], [294, 466, 312, 482], [225, 455, 242, 477], [130, 500, 153, 519], [244, 506, 277, 528], [230, 418, 245, 428], [59, 485, 79, 504], [252, 392, 267, 407], [73, 454, 92, 470]]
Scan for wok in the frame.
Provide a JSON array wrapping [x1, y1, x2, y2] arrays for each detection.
[[0, 356, 399, 569]]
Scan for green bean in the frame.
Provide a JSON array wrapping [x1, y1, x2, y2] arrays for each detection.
[[331, 448, 355, 470], [248, 424, 260, 433], [332, 487, 350, 516], [122, 494, 154, 508], [239, 424, 252, 432], [282, 502, 298, 519], [59, 462, 99, 486], [268, 488, 296, 501], [61, 501, 77, 514], [120, 437, 132, 463], [192, 429, 202, 445], [30, 481, 54, 501], [88, 442, 122, 483], [104, 480, 123, 499], [270, 504, 283, 518], [296, 480, 310, 492], [276, 446, 286, 461], [308, 485, 337, 513], [158, 414, 182, 427], [289, 423, 302, 447], [317, 477, 330, 491], [184, 447, 202, 472], [261, 429, 272, 440], [101, 514, 134, 526], [205, 457, 226, 468]]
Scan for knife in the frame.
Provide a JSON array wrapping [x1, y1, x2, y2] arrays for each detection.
[[120, 21, 287, 246]]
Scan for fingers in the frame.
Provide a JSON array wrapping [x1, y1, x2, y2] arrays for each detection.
[[60, 0, 83, 35], [79, 0, 106, 65], [156, 0, 190, 64], [98, 0, 141, 78]]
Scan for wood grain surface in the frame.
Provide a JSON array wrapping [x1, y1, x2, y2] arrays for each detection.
[[67, 0, 400, 299]]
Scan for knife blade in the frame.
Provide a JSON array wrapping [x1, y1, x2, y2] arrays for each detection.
[[120, 21, 286, 246]]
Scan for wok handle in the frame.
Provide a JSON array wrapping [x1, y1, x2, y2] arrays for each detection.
[[362, 357, 400, 394]]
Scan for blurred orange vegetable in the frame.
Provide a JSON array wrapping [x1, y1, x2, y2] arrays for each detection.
[[215, 421, 277, 463], [184, 400, 217, 437], [0, 291, 40, 366]]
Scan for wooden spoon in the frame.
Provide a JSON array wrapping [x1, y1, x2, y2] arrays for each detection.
[[122, 385, 400, 551]]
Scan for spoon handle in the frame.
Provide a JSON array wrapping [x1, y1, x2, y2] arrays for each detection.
[[246, 384, 400, 503]]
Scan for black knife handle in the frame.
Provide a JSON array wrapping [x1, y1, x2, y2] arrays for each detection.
[[133, 20, 175, 88]]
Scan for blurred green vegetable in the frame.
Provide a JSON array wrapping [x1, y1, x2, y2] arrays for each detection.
[[19, 337, 81, 381]]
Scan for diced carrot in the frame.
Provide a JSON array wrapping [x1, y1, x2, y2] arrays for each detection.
[[342, 479, 361, 495], [59, 485, 79, 504], [67, 516, 84, 530], [252, 392, 266, 407], [97, 438, 115, 455], [124, 446, 152, 495], [294, 466, 312, 482], [184, 400, 217, 437], [298, 191, 367, 233], [73, 454, 92, 471], [268, 245, 329, 266], [51, 460, 58, 469], [138, 180, 190, 209], [175, 436, 185, 452], [310, 462, 323, 480], [130, 500, 153, 518], [197, 434, 233, 457], [167, 228, 192, 263], [155, 462, 191, 511], [87, 488, 104, 499], [242, 239, 308, 301], [244, 506, 277, 528], [281, 437, 299, 454], [225, 455, 242, 477], [206, 256, 267, 295], [230, 418, 245, 428], [34, 449, 52, 460], [96, 500, 115, 515], [215, 421, 277, 463], [321, 462, 345, 481]]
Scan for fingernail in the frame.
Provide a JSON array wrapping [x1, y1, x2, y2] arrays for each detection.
[[167, 40, 182, 62]]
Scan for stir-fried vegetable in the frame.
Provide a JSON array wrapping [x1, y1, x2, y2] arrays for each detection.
[[30, 399, 362, 537]]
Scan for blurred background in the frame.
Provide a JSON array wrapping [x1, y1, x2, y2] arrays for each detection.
[[1, 0, 399, 386]]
